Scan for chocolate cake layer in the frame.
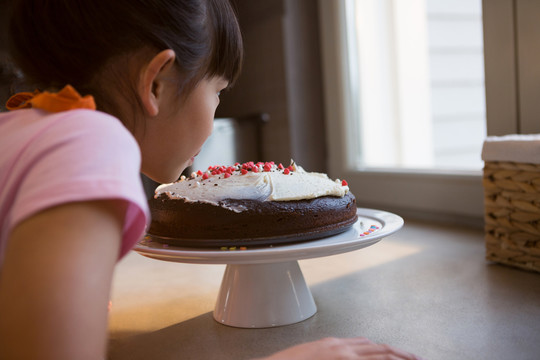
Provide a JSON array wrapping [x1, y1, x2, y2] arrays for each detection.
[[148, 192, 357, 246]]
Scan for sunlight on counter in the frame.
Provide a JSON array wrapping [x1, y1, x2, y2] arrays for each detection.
[[300, 239, 422, 285]]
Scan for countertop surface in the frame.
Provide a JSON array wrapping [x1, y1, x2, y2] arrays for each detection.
[[107, 218, 540, 360]]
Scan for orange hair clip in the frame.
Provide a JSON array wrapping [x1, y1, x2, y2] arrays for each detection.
[[6, 85, 96, 112]]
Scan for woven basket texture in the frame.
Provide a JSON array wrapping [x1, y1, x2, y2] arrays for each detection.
[[483, 161, 540, 273]]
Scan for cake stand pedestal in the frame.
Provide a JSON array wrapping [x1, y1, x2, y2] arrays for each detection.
[[214, 261, 316, 327], [134, 208, 403, 328]]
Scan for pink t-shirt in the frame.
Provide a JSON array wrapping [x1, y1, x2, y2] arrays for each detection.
[[0, 108, 150, 264]]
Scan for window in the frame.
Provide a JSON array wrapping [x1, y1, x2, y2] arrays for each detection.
[[319, 0, 486, 224], [349, 0, 486, 171]]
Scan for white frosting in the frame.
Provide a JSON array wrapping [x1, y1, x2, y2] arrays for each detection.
[[155, 161, 349, 212]]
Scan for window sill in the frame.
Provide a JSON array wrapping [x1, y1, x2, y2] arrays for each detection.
[[340, 168, 484, 227]]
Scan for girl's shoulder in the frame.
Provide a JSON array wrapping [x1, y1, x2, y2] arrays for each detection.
[[1, 108, 136, 152], [54, 109, 133, 142], [1, 108, 125, 133], [44, 109, 129, 136], [0, 108, 141, 182]]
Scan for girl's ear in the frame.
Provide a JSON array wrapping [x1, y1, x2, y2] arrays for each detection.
[[139, 49, 176, 117]]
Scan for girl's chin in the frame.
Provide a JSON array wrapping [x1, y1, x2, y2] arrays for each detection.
[[143, 159, 195, 183]]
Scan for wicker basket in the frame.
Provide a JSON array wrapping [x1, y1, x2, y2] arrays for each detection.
[[483, 161, 540, 273]]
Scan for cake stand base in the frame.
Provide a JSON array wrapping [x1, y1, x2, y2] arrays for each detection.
[[214, 261, 316, 328]]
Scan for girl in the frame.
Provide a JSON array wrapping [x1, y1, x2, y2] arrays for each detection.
[[0, 1, 420, 359]]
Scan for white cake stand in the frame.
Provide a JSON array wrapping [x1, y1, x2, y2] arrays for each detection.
[[134, 208, 403, 328]]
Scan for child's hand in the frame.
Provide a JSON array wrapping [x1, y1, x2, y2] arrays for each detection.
[[255, 337, 423, 360]]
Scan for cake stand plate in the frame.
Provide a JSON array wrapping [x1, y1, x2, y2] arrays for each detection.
[[134, 208, 403, 328]]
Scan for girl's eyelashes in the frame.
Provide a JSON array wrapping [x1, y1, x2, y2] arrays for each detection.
[[216, 79, 230, 98], [217, 87, 229, 97]]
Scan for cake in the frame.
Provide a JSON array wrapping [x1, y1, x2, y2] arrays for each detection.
[[147, 161, 358, 247]]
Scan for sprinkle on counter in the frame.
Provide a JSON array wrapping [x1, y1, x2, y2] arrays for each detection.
[[220, 246, 248, 251]]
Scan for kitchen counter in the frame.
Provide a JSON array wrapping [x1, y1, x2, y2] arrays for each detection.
[[107, 219, 540, 360]]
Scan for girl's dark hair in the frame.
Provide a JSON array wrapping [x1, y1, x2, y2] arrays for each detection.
[[8, 0, 243, 124]]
